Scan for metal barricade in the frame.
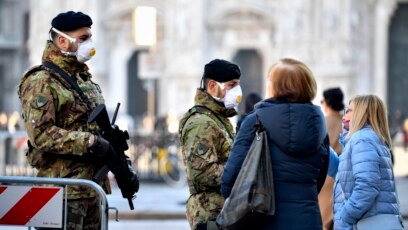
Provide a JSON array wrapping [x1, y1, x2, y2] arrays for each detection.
[[0, 176, 109, 230]]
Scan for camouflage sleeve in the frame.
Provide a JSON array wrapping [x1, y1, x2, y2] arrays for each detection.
[[182, 117, 230, 191], [19, 71, 91, 155]]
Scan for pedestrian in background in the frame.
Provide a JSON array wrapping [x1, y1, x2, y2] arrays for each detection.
[[334, 95, 403, 230], [319, 87, 344, 230], [388, 109, 403, 142], [236, 92, 262, 133], [318, 147, 339, 230], [321, 87, 344, 155], [18, 11, 112, 229], [179, 59, 242, 230], [403, 118, 408, 151], [221, 58, 329, 230]]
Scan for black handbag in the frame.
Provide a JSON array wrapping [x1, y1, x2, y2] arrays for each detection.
[[216, 115, 275, 230]]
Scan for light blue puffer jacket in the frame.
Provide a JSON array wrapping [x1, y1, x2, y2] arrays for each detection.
[[333, 126, 402, 229]]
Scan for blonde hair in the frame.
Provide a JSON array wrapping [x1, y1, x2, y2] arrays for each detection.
[[348, 95, 392, 148], [267, 58, 317, 102]]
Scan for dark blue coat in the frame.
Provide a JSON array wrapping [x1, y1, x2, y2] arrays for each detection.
[[221, 99, 329, 230]]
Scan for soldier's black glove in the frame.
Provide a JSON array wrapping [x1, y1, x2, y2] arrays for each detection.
[[88, 135, 112, 158]]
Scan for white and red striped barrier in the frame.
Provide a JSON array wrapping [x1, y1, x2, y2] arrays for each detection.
[[0, 185, 63, 228]]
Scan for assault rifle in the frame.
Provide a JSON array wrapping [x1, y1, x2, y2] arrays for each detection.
[[88, 103, 139, 210]]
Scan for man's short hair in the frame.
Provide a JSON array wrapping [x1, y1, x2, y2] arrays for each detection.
[[323, 87, 344, 111], [50, 29, 58, 41], [201, 76, 211, 90]]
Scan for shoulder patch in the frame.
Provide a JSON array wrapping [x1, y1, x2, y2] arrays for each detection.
[[18, 65, 47, 99], [35, 95, 49, 108], [195, 143, 210, 155]]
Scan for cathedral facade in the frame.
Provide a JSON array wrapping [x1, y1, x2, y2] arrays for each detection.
[[6, 0, 408, 130]]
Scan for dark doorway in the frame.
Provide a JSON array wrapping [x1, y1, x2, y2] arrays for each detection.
[[388, 3, 408, 123], [232, 49, 263, 114], [127, 51, 149, 121]]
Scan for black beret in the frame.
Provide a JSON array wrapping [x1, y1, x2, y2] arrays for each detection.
[[203, 59, 241, 82], [323, 87, 344, 111], [51, 11, 92, 32]]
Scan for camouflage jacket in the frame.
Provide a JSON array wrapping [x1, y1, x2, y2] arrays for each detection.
[[17, 41, 110, 199], [179, 88, 236, 228]]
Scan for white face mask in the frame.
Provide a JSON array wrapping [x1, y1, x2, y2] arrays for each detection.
[[75, 39, 96, 62], [216, 82, 243, 109], [52, 27, 96, 63]]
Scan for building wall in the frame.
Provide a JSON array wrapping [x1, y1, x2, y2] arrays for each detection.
[[0, 0, 29, 113], [24, 0, 406, 130]]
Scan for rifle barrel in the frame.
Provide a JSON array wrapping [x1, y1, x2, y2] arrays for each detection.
[[128, 198, 134, 210], [111, 103, 121, 125]]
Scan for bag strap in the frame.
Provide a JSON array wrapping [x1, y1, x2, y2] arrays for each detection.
[[254, 114, 265, 132], [42, 61, 93, 110]]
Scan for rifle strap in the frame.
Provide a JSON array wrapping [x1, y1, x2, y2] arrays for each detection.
[[43, 62, 111, 182], [42, 61, 93, 110]]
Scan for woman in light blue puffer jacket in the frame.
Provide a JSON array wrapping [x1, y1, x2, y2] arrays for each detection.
[[333, 95, 403, 230]]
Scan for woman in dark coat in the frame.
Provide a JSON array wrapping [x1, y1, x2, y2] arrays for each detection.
[[221, 58, 329, 230]]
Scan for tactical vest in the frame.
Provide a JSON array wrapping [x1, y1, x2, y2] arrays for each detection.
[[179, 105, 234, 141], [18, 63, 102, 166], [18, 63, 97, 110], [179, 105, 234, 195]]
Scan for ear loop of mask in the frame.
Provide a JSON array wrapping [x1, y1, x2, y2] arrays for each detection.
[[51, 27, 76, 43], [211, 81, 225, 102], [51, 27, 77, 56], [216, 82, 225, 90]]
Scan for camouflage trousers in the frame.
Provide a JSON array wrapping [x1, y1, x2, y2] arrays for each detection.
[[36, 197, 101, 230], [186, 192, 224, 230]]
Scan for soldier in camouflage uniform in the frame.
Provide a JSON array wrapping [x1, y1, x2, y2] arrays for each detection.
[[17, 11, 112, 230], [179, 59, 242, 230]]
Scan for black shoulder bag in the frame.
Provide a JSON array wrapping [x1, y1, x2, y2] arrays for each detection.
[[216, 114, 275, 230]]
